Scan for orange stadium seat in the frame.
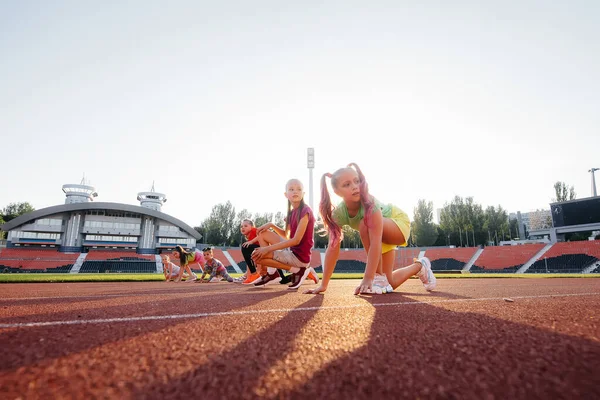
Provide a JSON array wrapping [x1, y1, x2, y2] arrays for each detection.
[[0, 248, 79, 272], [424, 247, 478, 271], [85, 250, 155, 261], [528, 240, 600, 273], [470, 244, 545, 272], [394, 248, 420, 270]]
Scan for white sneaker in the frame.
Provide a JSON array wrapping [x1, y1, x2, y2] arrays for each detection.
[[373, 274, 393, 294], [415, 257, 436, 291]]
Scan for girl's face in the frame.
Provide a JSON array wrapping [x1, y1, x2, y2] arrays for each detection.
[[333, 169, 361, 203], [203, 251, 213, 261], [171, 250, 180, 259], [285, 179, 304, 205], [240, 221, 252, 235], [161, 255, 169, 264]]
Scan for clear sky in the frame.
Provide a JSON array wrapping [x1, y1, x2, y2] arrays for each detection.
[[1, 1, 598, 227]]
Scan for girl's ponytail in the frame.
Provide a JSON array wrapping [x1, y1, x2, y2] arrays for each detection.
[[348, 163, 374, 228], [175, 245, 188, 266], [320, 172, 342, 245]]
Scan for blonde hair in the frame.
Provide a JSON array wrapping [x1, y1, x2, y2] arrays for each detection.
[[285, 179, 306, 237]]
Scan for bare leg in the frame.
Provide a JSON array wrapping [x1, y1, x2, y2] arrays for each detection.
[[389, 262, 422, 289], [256, 230, 289, 274], [258, 256, 292, 271], [257, 230, 282, 247], [184, 264, 196, 279], [358, 220, 383, 277]]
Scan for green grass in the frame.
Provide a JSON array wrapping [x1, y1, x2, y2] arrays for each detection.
[[0, 272, 597, 283]]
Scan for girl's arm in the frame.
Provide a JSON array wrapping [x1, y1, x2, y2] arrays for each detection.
[[242, 237, 259, 247], [252, 215, 309, 260], [305, 237, 340, 294], [257, 222, 286, 238], [174, 262, 185, 282], [355, 209, 384, 295]]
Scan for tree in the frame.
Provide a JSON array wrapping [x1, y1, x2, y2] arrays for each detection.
[[553, 182, 576, 202], [432, 226, 448, 246], [1, 202, 35, 223], [439, 196, 485, 247], [411, 199, 438, 246], [509, 218, 520, 240], [200, 201, 236, 246], [341, 225, 361, 248], [483, 205, 509, 245], [253, 212, 275, 229], [313, 218, 329, 249]]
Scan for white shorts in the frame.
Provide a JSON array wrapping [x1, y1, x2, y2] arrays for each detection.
[[273, 249, 309, 269]]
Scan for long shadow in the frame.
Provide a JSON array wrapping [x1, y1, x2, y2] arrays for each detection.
[[373, 290, 472, 300], [0, 283, 272, 322], [0, 283, 261, 308], [284, 294, 600, 399], [132, 295, 326, 399], [0, 289, 290, 372]]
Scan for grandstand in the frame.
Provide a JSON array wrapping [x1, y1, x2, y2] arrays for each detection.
[[78, 250, 158, 274], [0, 248, 78, 273], [2, 181, 599, 276], [2, 242, 600, 275], [470, 244, 546, 273], [527, 241, 600, 273], [424, 247, 478, 271]]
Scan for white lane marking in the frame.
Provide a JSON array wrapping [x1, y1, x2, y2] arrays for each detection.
[[0, 292, 598, 329]]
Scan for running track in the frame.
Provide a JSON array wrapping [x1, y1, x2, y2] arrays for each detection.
[[1, 278, 599, 399]]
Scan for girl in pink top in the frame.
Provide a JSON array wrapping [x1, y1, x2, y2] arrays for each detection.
[[171, 245, 205, 282], [251, 179, 317, 290]]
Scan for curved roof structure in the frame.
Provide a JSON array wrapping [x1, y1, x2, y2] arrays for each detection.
[[0, 202, 201, 240]]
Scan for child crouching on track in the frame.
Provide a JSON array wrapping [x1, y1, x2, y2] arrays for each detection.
[[239, 219, 263, 285], [198, 247, 234, 283], [162, 255, 184, 281], [305, 163, 436, 296], [172, 245, 205, 282], [251, 178, 317, 290]]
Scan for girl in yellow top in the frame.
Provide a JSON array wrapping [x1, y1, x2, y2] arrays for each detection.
[[306, 163, 436, 295]]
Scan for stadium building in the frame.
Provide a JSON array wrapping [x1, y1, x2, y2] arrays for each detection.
[[0, 181, 201, 273]]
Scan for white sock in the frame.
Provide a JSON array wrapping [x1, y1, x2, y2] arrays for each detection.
[[290, 267, 300, 273], [267, 267, 276, 274]]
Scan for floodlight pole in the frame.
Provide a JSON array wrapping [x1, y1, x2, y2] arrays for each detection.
[[590, 168, 599, 197], [307, 148, 315, 211]]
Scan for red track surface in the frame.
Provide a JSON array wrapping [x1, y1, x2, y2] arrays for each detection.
[[1, 278, 599, 399]]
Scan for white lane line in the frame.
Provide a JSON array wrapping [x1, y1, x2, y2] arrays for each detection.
[[0, 292, 598, 329]]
